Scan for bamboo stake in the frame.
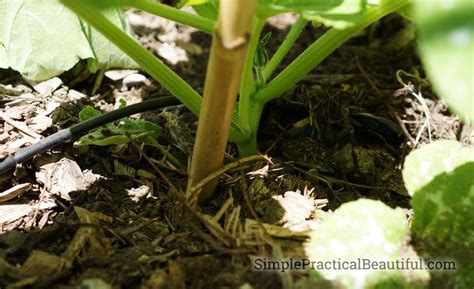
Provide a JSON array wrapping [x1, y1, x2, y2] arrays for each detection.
[[187, 0, 256, 202]]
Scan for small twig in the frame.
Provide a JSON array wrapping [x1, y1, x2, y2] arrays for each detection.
[[389, 106, 416, 144], [187, 221, 252, 255], [164, 214, 176, 232], [118, 217, 161, 236], [148, 157, 187, 175], [355, 54, 382, 96], [411, 89, 432, 145], [213, 197, 234, 222], [395, 78, 432, 146], [132, 142, 180, 196], [264, 122, 292, 155], [147, 138, 185, 169], [29, 187, 48, 229], [240, 167, 269, 236], [284, 161, 390, 190], [279, 161, 342, 203], [187, 154, 270, 202], [366, 129, 398, 156], [75, 222, 129, 245]]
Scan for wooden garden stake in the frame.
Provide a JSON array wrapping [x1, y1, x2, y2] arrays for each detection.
[[187, 0, 256, 203]]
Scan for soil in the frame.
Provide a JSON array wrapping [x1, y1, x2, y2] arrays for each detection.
[[0, 10, 471, 289]]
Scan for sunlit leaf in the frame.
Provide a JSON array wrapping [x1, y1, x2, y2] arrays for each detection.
[[414, 0, 474, 124], [192, 3, 218, 20], [309, 199, 429, 288], [0, 0, 136, 81], [257, 0, 367, 29], [178, 0, 208, 7], [0, 0, 91, 80], [403, 140, 474, 286], [82, 5, 137, 72]]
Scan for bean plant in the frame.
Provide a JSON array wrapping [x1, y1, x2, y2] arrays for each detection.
[[59, 0, 411, 154]]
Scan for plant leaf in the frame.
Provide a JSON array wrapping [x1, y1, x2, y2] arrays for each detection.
[[259, 0, 361, 12], [403, 140, 474, 285], [178, 0, 209, 7], [301, 0, 367, 29], [402, 140, 474, 197], [396, 3, 412, 20], [192, 3, 218, 20], [75, 131, 131, 146], [75, 107, 163, 147], [79, 106, 101, 122], [0, 0, 92, 81], [309, 199, 429, 288], [120, 118, 162, 139], [0, 0, 136, 81], [414, 0, 474, 124], [255, 0, 367, 29], [82, 6, 137, 72]]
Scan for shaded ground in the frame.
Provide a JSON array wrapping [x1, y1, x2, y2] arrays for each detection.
[[0, 11, 471, 289]]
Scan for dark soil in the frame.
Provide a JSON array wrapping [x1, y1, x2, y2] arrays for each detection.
[[0, 11, 470, 289]]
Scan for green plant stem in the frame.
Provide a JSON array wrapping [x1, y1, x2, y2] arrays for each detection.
[[188, 0, 257, 201], [147, 138, 185, 169], [263, 16, 307, 81], [92, 68, 105, 95], [256, 0, 410, 104], [237, 99, 264, 156], [239, 18, 265, 136], [236, 0, 410, 155], [124, 0, 215, 34], [255, 66, 265, 88], [61, 0, 244, 143]]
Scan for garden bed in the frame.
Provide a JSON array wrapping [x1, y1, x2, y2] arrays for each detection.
[[0, 10, 471, 289]]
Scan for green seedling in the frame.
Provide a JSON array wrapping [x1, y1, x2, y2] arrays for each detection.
[[76, 105, 185, 169], [76, 105, 163, 148]]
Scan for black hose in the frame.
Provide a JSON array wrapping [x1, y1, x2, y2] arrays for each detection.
[[0, 96, 182, 173]]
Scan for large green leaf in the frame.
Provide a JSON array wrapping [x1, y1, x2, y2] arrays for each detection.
[[0, 0, 136, 81], [0, 0, 91, 80], [191, 3, 218, 20], [309, 199, 429, 289], [178, 0, 368, 28], [81, 6, 137, 73], [258, 0, 367, 28], [302, 2, 366, 30], [179, 0, 209, 7], [403, 140, 474, 197], [403, 140, 474, 286], [414, 0, 474, 125]]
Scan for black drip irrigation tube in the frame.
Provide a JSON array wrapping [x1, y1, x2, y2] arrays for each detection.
[[0, 96, 181, 174]]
